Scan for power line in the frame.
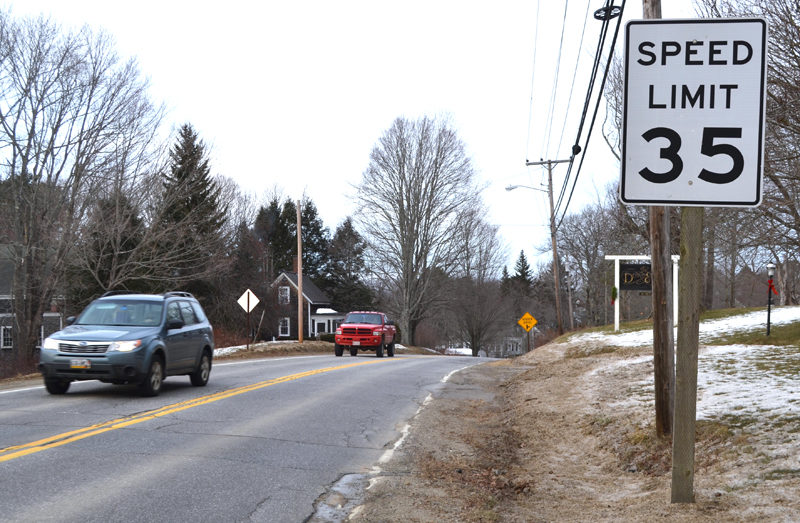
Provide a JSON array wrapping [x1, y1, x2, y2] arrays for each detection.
[[555, 0, 593, 156], [525, 0, 542, 162], [554, 0, 616, 215], [556, 0, 627, 227], [541, 0, 571, 158]]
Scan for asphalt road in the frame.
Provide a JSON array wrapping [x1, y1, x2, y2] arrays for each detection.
[[0, 353, 486, 522]]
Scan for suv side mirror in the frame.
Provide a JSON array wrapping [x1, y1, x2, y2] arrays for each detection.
[[167, 318, 184, 330], [66, 316, 76, 325], [386, 319, 395, 326]]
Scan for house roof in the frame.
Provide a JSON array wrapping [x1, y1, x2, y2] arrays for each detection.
[[274, 271, 331, 305]]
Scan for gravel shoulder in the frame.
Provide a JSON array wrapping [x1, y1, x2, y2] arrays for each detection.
[[352, 341, 800, 522]]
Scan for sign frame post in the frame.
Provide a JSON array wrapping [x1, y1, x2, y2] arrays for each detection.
[[621, 16, 768, 503]]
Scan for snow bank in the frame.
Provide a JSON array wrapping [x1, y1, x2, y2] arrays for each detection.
[[584, 306, 800, 423], [569, 306, 800, 348]]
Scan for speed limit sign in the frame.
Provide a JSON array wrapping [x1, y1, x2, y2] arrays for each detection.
[[621, 18, 767, 207]]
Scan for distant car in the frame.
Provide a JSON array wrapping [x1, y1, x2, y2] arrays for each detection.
[[39, 291, 214, 396], [334, 311, 397, 357]]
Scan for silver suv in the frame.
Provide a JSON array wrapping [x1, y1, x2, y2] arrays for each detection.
[[39, 292, 214, 396]]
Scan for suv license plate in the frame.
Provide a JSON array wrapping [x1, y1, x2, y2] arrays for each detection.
[[352, 341, 360, 346], [70, 359, 91, 369]]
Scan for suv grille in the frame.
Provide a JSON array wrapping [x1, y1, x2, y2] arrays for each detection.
[[342, 327, 373, 336], [59, 342, 110, 354]]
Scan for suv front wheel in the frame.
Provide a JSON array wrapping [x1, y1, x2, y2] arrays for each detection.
[[45, 378, 71, 395], [139, 356, 164, 397], [190, 352, 211, 386]]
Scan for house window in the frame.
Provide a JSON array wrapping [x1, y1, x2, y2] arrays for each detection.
[[278, 286, 290, 305], [279, 317, 290, 337], [1, 326, 12, 349]]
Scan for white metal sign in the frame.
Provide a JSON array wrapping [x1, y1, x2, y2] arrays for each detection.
[[621, 19, 767, 206], [237, 289, 259, 313]]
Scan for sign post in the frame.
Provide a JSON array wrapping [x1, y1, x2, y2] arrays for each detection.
[[622, 18, 767, 503], [237, 289, 260, 350]]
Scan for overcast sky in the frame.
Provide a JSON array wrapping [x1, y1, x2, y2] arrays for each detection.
[[9, 0, 697, 270]]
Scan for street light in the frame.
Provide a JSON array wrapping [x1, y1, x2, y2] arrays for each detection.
[[505, 184, 546, 193], [766, 263, 776, 336]]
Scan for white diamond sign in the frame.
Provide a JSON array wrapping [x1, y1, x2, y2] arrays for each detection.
[[237, 289, 259, 313]]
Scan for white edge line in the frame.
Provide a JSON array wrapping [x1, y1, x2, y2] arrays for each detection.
[[0, 385, 43, 394], [373, 363, 473, 470]]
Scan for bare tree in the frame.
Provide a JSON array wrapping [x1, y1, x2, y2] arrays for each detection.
[[449, 206, 507, 356], [0, 14, 163, 370], [69, 166, 238, 299], [355, 116, 482, 345], [696, 0, 800, 292]]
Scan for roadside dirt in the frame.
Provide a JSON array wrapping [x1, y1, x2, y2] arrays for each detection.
[[352, 340, 800, 522]]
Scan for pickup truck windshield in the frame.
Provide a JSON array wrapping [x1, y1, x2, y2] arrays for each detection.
[[344, 313, 382, 324]]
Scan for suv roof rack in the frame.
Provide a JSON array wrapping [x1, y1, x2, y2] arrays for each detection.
[[101, 290, 139, 298], [163, 291, 195, 298]]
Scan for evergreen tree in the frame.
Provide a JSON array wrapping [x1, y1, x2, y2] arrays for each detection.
[[162, 123, 227, 236], [253, 197, 290, 283], [501, 265, 511, 295], [299, 198, 330, 281], [324, 217, 374, 312], [160, 123, 228, 296], [267, 197, 330, 281], [513, 250, 533, 292]]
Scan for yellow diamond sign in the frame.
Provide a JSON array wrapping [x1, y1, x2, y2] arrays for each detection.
[[518, 312, 537, 332]]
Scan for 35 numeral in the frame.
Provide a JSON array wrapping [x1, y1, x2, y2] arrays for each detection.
[[638, 127, 744, 184]]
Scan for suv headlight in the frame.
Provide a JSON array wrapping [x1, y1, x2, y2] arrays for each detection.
[[108, 340, 142, 352], [42, 337, 59, 351], [335, 328, 342, 335], [373, 330, 381, 336]]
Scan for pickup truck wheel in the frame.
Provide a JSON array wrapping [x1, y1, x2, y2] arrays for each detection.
[[387, 342, 395, 357], [44, 378, 71, 395], [376, 339, 384, 358], [334, 344, 343, 357], [139, 356, 164, 397], [350, 346, 358, 357]]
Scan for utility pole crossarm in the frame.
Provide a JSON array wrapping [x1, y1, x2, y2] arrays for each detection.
[[525, 157, 573, 167]]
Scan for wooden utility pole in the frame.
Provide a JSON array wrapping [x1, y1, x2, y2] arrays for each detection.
[[672, 207, 703, 502], [297, 200, 304, 343], [643, 0, 675, 439], [525, 157, 571, 335]]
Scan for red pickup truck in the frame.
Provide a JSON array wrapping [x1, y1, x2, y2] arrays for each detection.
[[334, 311, 397, 358]]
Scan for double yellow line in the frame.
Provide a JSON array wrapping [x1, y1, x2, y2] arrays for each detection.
[[1, 359, 382, 463]]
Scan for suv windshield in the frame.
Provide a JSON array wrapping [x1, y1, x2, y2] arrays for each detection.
[[344, 313, 382, 324], [76, 301, 164, 327]]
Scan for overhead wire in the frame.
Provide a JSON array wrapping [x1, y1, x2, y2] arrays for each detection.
[[541, 0, 571, 159], [556, 0, 627, 228], [524, 0, 541, 163], [554, 0, 615, 215], [555, 0, 593, 157]]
